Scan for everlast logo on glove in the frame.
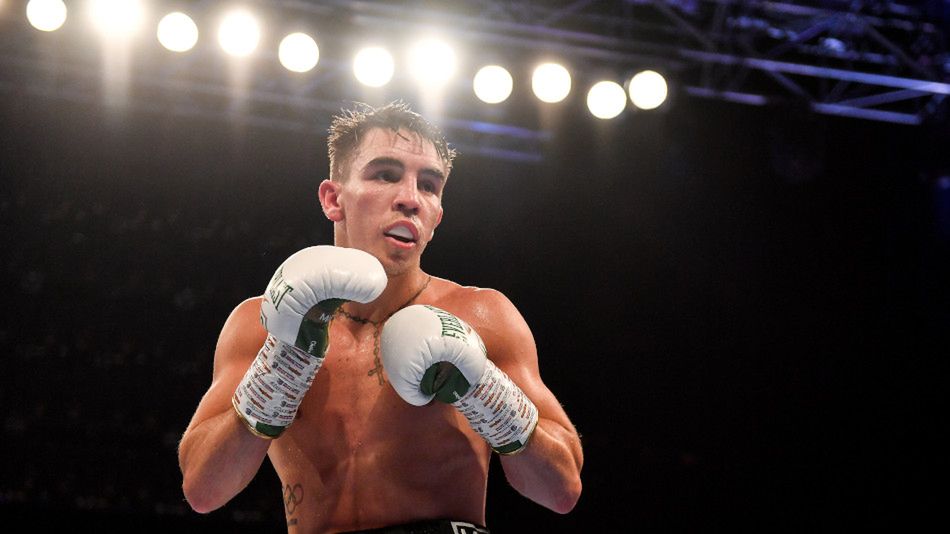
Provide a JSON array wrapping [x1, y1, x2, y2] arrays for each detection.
[[428, 305, 468, 342], [267, 266, 294, 311], [426, 305, 488, 356]]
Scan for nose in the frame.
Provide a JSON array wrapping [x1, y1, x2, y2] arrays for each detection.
[[392, 176, 421, 215]]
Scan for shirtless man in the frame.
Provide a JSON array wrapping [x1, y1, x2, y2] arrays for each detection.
[[178, 102, 583, 533]]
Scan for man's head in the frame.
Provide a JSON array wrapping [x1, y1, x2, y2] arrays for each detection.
[[319, 102, 455, 276], [327, 101, 456, 183]]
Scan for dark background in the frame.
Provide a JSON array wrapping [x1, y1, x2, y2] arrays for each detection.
[[2, 57, 948, 531]]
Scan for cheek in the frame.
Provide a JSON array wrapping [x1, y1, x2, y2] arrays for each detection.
[[348, 190, 386, 217], [424, 202, 442, 228]]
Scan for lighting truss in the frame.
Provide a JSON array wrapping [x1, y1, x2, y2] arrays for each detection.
[[369, 0, 950, 126], [1, 0, 947, 164]]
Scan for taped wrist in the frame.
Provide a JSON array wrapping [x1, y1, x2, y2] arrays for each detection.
[[232, 334, 324, 439], [453, 360, 539, 455]]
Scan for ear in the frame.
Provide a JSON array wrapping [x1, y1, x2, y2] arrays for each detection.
[[319, 179, 344, 222]]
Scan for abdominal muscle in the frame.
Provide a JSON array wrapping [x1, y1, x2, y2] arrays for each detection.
[[266, 321, 491, 533]]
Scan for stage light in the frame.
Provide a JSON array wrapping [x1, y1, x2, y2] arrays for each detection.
[[218, 9, 260, 57], [629, 70, 668, 110], [279, 32, 319, 73], [587, 81, 627, 119], [473, 65, 513, 104], [88, 0, 144, 38], [26, 0, 67, 32], [408, 38, 456, 87], [157, 12, 198, 53], [532, 63, 571, 103], [353, 46, 394, 87]]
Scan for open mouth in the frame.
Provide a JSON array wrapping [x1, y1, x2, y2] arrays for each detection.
[[384, 223, 417, 245], [387, 233, 414, 244]]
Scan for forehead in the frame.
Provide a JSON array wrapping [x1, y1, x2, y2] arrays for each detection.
[[348, 127, 446, 174]]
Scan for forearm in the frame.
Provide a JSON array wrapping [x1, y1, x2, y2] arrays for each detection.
[[499, 418, 583, 514], [179, 408, 271, 513]]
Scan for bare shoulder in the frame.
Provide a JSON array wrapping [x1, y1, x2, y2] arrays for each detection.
[[428, 278, 534, 368], [206, 296, 268, 386], [430, 278, 520, 325], [225, 295, 265, 326]]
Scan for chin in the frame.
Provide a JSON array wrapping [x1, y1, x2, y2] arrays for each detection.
[[381, 252, 421, 277]]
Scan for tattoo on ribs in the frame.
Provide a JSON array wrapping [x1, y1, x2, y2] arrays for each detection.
[[284, 482, 304, 525]]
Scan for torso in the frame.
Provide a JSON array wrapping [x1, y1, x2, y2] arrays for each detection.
[[261, 278, 492, 533]]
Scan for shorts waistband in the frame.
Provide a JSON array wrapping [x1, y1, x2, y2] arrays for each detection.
[[339, 519, 489, 534]]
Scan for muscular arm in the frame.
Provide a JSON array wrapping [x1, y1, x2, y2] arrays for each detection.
[[467, 290, 584, 514], [178, 297, 271, 513]]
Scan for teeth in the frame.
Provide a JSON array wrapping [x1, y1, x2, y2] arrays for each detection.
[[387, 225, 414, 240]]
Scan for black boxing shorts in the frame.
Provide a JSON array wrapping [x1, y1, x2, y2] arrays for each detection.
[[340, 519, 489, 534]]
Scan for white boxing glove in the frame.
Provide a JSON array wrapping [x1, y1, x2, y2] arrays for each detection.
[[233, 246, 386, 438], [381, 304, 538, 455]]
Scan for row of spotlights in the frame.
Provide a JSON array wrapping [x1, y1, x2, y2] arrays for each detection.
[[24, 0, 668, 117]]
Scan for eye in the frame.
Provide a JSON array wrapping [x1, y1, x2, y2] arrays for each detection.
[[420, 180, 438, 194], [375, 170, 398, 182]]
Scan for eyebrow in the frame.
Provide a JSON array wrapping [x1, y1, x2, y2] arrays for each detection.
[[364, 157, 446, 183]]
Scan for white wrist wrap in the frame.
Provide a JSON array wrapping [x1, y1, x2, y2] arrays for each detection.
[[453, 359, 539, 455], [232, 334, 324, 438]]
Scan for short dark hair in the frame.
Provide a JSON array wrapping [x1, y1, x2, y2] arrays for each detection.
[[327, 101, 456, 182]]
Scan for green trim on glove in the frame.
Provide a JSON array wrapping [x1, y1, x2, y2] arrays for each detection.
[[232, 397, 287, 440], [493, 440, 526, 455], [253, 421, 286, 439], [421, 361, 472, 404], [295, 298, 345, 356]]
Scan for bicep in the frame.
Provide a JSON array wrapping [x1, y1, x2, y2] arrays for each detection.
[[184, 297, 268, 433], [474, 291, 576, 434]]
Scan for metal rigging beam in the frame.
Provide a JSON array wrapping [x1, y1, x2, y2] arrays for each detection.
[[1, 0, 947, 167]]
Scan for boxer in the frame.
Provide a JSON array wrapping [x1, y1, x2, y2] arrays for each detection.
[[178, 102, 583, 533]]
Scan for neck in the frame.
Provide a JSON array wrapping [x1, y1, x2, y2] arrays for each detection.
[[342, 268, 430, 324]]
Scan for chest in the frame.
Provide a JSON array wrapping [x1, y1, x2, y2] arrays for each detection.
[[267, 302, 491, 503], [294, 321, 446, 445], [320, 320, 387, 394]]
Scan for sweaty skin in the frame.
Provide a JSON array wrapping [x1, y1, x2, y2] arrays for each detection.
[[179, 127, 582, 533], [234, 283, 489, 530]]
